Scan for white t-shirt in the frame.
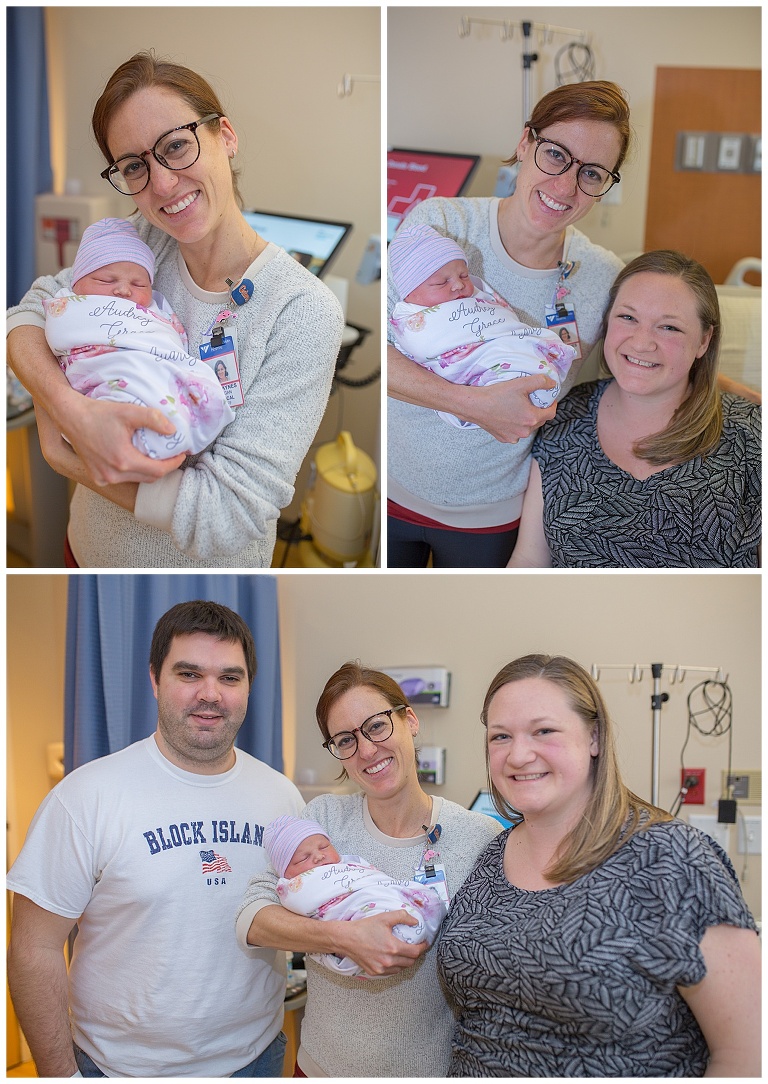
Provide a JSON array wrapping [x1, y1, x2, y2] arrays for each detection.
[[7, 736, 303, 1077]]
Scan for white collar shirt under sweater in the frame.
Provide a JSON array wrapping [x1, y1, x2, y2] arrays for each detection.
[[235, 791, 501, 1077], [387, 197, 623, 528], [7, 215, 344, 566], [6, 736, 304, 1077]]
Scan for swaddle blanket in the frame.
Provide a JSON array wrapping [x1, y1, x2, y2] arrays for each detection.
[[44, 290, 235, 458], [277, 856, 446, 976], [390, 276, 577, 428]]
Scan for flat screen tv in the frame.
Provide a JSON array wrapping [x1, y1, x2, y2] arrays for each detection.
[[387, 148, 480, 241], [243, 210, 352, 278]]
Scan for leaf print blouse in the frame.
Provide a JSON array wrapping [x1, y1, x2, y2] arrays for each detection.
[[437, 821, 757, 1077], [532, 380, 760, 567]]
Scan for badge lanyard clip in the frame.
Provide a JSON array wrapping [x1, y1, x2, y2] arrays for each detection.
[[545, 259, 582, 360]]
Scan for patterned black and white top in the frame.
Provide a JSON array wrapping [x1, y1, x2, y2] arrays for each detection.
[[532, 381, 761, 567], [437, 821, 757, 1078]]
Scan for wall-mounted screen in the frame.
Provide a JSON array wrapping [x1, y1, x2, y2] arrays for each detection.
[[243, 210, 352, 278], [469, 789, 516, 829], [387, 148, 480, 241]]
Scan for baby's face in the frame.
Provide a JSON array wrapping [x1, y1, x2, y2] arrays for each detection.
[[73, 261, 153, 306], [284, 834, 342, 878], [405, 259, 473, 307]]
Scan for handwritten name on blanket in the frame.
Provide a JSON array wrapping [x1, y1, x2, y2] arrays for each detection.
[[318, 863, 413, 893], [88, 298, 155, 335], [448, 298, 543, 341], [88, 300, 196, 366]]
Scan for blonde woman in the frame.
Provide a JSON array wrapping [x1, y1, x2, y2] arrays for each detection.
[[509, 251, 761, 566], [437, 655, 760, 1077]]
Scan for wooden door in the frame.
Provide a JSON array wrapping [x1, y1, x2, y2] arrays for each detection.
[[645, 67, 760, 284]]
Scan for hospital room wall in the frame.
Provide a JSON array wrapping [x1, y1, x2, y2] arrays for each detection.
[[43, 7, 381, 515], [7, 573, 762, 920], [387, 6, 761, 263]]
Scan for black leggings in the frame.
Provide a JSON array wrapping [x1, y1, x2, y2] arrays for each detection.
[[387, 515, 518, 568]]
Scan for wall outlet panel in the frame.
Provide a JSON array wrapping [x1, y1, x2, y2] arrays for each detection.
[[681, 768, 706, 804], [737, 816, 762, 855], [722, 769, 761, 805]]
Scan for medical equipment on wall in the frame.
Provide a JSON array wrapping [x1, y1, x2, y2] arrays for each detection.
[[458, 16, 593, 199], [381, 667, 451, 707], [35, 192, 116, 276], [590, 662, 725, 807], [379, 666, 451, 783], [417, 747, 446, 786], [553, 42, 595, 86], [458, 17, 591, 131], [296, 431, 377, 567], [672, 679, 734, 819]]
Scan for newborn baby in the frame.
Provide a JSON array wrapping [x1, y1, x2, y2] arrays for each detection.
[[44, 217, 234, 458], [264, 814, 446, 977], [389, 222, 576, 428]]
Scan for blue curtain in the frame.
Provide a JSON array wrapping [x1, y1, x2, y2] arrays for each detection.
[[6, 7, 53, 306], [64, 575, 283, 773]]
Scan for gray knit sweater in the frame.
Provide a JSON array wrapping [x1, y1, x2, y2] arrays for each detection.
[[7, 216, 344, 566], [387, 197, 623, 526], [235, 792, 501, 1077]]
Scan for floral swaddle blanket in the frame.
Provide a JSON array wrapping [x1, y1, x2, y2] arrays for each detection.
[[45, 290, 235, 458], [390, 276, 577, 428], [277, 856, 446, 976]]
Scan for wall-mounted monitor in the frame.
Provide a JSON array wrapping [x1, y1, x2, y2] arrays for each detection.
[[243, 210, 352, 278], [387, 148, 480, 241]]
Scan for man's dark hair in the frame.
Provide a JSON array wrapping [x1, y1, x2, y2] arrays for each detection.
[[149, 600, 256, 685]]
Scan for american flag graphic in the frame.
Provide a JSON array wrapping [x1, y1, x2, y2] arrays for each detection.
[[200, 850, 232, 873]]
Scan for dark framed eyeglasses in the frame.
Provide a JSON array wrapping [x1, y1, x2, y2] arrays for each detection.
[[528, 127, 620, 197], [322, 706, 406, 760], [100, 113, 223, 195]]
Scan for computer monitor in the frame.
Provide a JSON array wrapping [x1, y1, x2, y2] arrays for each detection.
[[242, 210, 352, 278], [469, 789, 516, 829], [387, 148, 481, 241]]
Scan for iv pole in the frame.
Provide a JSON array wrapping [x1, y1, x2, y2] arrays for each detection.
[[590, 663, 725, 806], [458, 16, 588, 130]]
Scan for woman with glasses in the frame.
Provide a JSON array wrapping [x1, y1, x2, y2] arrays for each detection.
[[7, 52, 343, 567], [386, 81, 632, 568], [236, 663, 500, 1077]]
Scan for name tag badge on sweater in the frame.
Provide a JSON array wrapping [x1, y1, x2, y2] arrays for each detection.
[[414, 854, 450, 907], [545, 301, 582, 361], [200, 325, 244, 408]]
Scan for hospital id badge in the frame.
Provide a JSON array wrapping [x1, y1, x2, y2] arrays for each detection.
[[414, 858, 450, 908], [545, 301, 582, 361], [200, 326, 244, 408]]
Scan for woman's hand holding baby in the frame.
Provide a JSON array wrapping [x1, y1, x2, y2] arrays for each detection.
[[8, 325, 186, 487], [462, 374, 558, 442], [51, 395, 187, 486], [333, 910, 428, 977], [388, 344, 557, 443]]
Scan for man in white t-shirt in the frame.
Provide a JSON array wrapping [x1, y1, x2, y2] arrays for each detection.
[[7, 600, 303, 1078]]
